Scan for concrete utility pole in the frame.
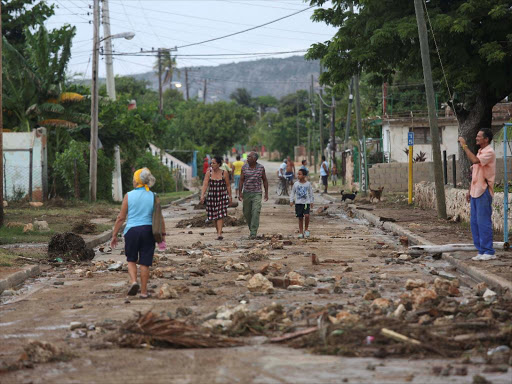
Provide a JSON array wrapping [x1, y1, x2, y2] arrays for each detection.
[[158, 48, 163, 115], [414, 0, 447, 219], [0, 2, 3, 227], [344, 77, 354, 145], [102, 0, 115, 100], [185, 68, 189, 100], [89, 0, 100, 202], [101, 0, 123, 202], [296, 95, 300, 146], [319, 64, 324, 156], [330, 94, 336, 165], [354, 73, 367, 195], [203, 79, 207, 104], [309, 74, 315, 170]]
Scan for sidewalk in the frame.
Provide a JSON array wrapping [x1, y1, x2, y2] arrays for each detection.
[[337, 192, 512, 285]]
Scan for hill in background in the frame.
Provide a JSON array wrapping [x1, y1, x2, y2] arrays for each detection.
[[130, 55, 320, 102]]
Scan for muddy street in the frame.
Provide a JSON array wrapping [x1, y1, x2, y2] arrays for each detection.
[[1, 161, 511, 384]]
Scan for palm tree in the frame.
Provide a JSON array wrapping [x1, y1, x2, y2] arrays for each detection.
[[154, 51, 180, 89]]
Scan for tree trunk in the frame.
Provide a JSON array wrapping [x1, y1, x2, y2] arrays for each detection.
[[456, 87, 495, 188]]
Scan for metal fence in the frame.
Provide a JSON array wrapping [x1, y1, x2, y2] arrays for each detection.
[[3, 148, 43, 201]]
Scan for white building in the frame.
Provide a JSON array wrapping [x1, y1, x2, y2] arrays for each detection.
[[382, 103, 512, 163]]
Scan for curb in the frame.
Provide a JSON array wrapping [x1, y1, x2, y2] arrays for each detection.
[[324, 195, 512, 292], [0, 265, 40, 295], [161, 191, 199, 209]]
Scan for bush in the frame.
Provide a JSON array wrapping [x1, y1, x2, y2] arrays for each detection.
[[134, 151, 176, 193], [53, 140, 114, 200]]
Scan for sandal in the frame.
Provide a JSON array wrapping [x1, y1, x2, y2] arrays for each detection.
[[140, 293, 151, 299], [217, 236, 224, 240], [127, 282, 140, 296]]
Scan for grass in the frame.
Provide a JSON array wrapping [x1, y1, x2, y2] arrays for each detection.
[[159, 191, 194, 206], [0, 247, 47, 267]]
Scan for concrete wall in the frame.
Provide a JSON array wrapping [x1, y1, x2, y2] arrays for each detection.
[[149, 143, 193, 182], [369, 158, 512, 192], [415, 181, 511, 234], [3, 128, 47, 201]]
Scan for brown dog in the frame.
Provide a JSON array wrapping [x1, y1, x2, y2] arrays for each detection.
[[369, 187, 384, 203]]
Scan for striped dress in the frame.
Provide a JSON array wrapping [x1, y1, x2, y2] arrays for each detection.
[[241, 163, 265, 193], [206, 168, 229, 221]]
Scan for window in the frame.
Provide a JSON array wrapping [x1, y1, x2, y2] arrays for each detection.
[[411, 127, 443, 144]]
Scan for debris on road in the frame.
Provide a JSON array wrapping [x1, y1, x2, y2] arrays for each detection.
[[112, 311, 242, 348], [176, 214, 245, 228], [247, 273, 274, 294], [48, 232, 95, 262], [71, 219, 97, 234]]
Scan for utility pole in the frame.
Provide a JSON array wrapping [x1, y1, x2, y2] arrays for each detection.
[[203, 79, 207, 104], [158, 48, 163, 115], [296, 95, 300, 147], [414, 0, 447, 219], [102, 0, 115, 100], [0, 2, 3, 227], [330, 94, 336, 165], [310, 74, 315, 171], [344, 77, 354, 145], [354, 73, 367, 195], [89, 0, 100, 202], [319, 64, 324, 156], [185, 68, 189, 101]]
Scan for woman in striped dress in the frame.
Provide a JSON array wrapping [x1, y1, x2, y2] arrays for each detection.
[[200, 156, 232, 240]]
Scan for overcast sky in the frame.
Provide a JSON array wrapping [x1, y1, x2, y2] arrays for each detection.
[[44, 0, 336, 80]]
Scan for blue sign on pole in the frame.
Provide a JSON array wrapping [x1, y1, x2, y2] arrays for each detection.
[[408, 132, 414, 146]]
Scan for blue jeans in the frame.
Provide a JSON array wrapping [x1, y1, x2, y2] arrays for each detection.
[[470, 188, 495, 255]]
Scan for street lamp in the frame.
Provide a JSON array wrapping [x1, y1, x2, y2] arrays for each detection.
[[171, 81, 182, 88], [101, 32, 135, 42]]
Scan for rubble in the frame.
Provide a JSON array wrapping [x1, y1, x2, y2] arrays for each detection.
[[433, 278, 460, 297], [285, 271, 305, 286], [20, 340, 71, 364], [48, 232, 95, 262], [112, 311, 242, 348], [363, 290, 381, 301], [176, 214, 245, 228], [240, 248, 269, 262], [247, 274, 274, 294], [158, 284, 179, 299], [405, 279, 426, 290]]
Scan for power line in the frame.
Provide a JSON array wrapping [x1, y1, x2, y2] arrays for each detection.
[[100, 49, 307, 57], [176, 6, 315, 49]]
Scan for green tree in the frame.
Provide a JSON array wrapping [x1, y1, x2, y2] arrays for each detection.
[[307, 0, 512, 184], [1, 0, 55, 50], [230, 88, 252, 107]]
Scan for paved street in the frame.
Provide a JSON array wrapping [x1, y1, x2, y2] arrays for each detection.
[[0, 161, 511, 383]]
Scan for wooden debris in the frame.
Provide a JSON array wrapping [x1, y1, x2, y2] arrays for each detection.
[[380, 328, 421, 345], [270, 327, 318, 343]]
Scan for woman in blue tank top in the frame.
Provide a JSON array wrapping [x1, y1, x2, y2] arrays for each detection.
[[111, 168, 165, 298]]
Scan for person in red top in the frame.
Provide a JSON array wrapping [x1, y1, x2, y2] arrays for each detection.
[[458, 128, 496, 261], [202, 157, 209, 179]]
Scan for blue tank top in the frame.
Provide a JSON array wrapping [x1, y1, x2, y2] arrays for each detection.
[[124, 187, 154, 235]]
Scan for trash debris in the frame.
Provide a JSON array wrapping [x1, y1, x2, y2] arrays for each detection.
[[176, 214, 245, 228], [111, 311, 242, 348], [240, 249, 269, 262], [107, 262, 123, 271], [405, 279, 426, 290], [483, 288, 497, 302], [48, 232, 95, 262], [19, 340, 71, 364], [71, 219, 97, 234]]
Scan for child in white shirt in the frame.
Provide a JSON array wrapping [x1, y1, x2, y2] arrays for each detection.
[[290, 168, 314, 238]]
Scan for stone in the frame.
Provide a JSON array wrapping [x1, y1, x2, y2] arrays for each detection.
[[85, 271, 93, 278], [483, 288, 497, 301], [315, 287, 330, 294], [23, 223, 34, 233], [158, 283, 179, 299], [438, 271, 456, 280], [434, 278, 460, 297], [398, 254, 411, 261], [287, 285, 307, 291], [236, 274, 251, 281], [33, 220, 50, 231], [69, 321, 86, 330], [379, 273, 388, 279], [202, 319, 232, 329], [474, 282, 488, 296], [247, 273, 274, 294], [405, 279, 426, 290], [53, 281, 64, 286], [1, 289, 15, 297], [216, 303, 248, 320], [411, 287, 438, 308], [304, 277, 317, 287], [205, 288, 217, 295], [393, 304, 406, 318], [286, 271, 305, 286], [188, 268, 204, 276], [371, 298, 392, 310], [399, 236, 409, 246], [363, 290, 381, 301], [176, 307, 193, 317], [343, 266, 353, 273]]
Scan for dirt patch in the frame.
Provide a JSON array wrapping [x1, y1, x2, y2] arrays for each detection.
[[176, 214, 245, 228], [47, 232, 94, 262], [71, 219, 97, 234]]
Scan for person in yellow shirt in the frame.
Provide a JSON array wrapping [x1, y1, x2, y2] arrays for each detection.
[[231, 154, 245, 198]]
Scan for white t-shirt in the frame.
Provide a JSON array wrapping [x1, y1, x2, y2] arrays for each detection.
[[320, 161, 329, 176], [279, 162, 287, 177]]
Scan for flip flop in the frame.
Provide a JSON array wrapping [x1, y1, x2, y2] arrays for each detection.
[[217, 236, 224, 240], [127, 282, 140, 296], [140, 293, 151, 299]]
